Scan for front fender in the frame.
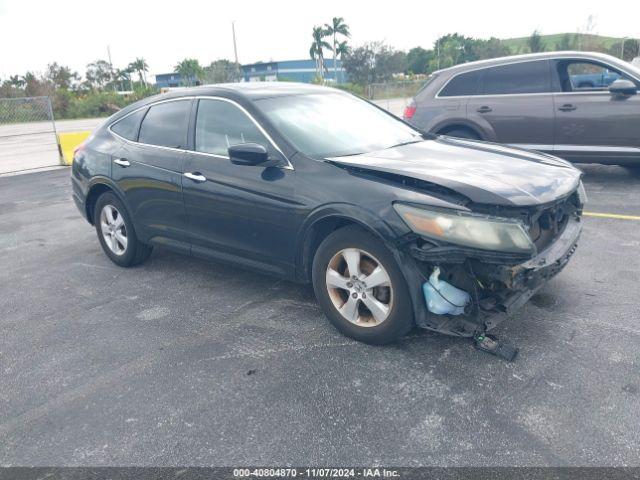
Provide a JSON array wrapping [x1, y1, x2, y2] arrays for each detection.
[[294, 202, 410, 282]]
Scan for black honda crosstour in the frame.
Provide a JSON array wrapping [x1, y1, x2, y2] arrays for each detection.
[[72, 83, 584, 354]]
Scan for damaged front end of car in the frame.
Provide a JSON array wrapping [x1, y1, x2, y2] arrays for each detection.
[[392, 181, 585, 341]]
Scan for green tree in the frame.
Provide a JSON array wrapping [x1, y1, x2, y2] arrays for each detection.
[[85, 60, 114, 91], [204, 59, 241, 83], [310, 26, 331, 79], [324, 17, 350, 82], [431, 34, 476, 70], [22, 72, 48, 96], [406, 47, 433, 74], [128, 58, 149, 87], [342, 41, 407, 86], [174, 58, 204, 86], [114, 68, 133, 91], [527, 30, 546, 53], [470, 37, 511, 60], [609, 39, 640, 61], [46, 62, 79, 90], [555, 33, 577, 51]]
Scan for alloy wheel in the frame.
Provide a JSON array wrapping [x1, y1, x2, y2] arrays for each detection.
[[325, 248, 394, 327], [100, 204, 128, 256]]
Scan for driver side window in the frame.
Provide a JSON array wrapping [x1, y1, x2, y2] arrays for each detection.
[[195, 99, 270, 157]]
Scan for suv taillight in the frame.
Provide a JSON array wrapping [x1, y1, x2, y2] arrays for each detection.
[[403, 101, 416, 119]]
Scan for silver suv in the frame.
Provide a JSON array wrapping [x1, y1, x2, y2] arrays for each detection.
[[403, 51, 640, 165]]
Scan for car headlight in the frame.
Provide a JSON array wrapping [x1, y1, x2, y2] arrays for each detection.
[[394, 203, 534, 254]]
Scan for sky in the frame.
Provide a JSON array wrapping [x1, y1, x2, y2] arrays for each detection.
[[1, 0, 639, 80]]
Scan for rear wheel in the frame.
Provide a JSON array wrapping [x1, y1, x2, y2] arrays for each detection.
[[439, 127, 480, 140], [312, 225, 414, 344], [94, 192, 152, 267]]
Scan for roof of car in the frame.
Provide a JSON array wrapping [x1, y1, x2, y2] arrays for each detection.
[[432, 51, 623, 75], [160, 81, 337, 100]]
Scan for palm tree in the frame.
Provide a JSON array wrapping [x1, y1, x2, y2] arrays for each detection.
[[115, 68, 133, 92], [128, 58, 149, 87], [8, 75, 24, 88], [324, 17, 350, 83], [335, 41, 350, 83], [310, 26, 331, 80], [174, 58, 204, 86]]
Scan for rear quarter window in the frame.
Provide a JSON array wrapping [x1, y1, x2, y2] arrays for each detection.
[[439, 70, 482, 97], [110, 109, 146, 141]]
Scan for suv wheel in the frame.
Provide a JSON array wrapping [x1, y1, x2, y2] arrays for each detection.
[[312, 225, 414, 344], [94, 192, 152, 267], [441, 128, 480, 140]]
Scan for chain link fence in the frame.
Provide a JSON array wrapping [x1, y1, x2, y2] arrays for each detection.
[[366, 80, 424, 116], [0, 96, 61, 174]]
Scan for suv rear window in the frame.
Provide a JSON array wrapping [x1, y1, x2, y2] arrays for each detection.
[[439, 70, 481, 97], [138, 100, 191, 148], [481, 60, 550, 95], [111, 109, 145, 141]]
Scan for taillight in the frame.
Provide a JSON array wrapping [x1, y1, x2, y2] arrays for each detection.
[[403, 101, 416, 119]]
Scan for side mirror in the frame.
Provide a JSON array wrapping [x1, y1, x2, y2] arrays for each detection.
[[609, 79, 637, 96], [228, 143, 269, 166]]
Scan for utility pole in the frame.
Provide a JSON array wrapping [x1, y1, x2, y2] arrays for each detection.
[[621, 37, 628, 60], [232, 21, 240, 82], [107, 45, 116, 92]]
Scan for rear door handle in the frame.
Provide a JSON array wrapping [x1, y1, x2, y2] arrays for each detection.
[[558, 104, 577, 112], [113, 158, 130, 167], [183, 172, 207, 183], [476, 106, 492, 113]]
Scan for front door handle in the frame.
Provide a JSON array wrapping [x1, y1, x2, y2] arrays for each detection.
[[558, 104, 577, 112], [183, 172, 207, 183], [476, 106, 492, 113], [113, 158, 130, 167]]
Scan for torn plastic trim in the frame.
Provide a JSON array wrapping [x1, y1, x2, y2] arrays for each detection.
[[396, 215, 582, 338]]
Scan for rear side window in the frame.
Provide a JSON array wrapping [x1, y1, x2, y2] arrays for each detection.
[[111, 109, 145, 141], [138, 100, 191, 148], [481, 61, 550, 95], [195, 99, 270, 156], [439, 70, 482, 97]]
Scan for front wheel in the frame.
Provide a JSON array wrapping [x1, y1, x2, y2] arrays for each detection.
[[94, 192, 152, 267], [312, 225, 414, 344]]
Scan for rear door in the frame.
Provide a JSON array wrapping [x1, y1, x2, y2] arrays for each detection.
[[551, 58, 640, 163], [182, 97, 297, 276], [111, 98, 191, 252], [466, 60, 555, 150]]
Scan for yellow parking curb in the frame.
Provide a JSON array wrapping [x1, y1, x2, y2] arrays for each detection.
[[58, 131, 91, 166], [584, 211, 640, 221]]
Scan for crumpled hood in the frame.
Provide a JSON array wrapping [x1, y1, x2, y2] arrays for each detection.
[[328, 137, 582, 206]]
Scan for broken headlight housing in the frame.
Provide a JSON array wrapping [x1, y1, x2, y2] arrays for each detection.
[[576, 181, 587, 206], [394, 203, 535, 254]]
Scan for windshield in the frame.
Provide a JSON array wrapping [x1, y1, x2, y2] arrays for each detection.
[[255, 92, 422, 158]]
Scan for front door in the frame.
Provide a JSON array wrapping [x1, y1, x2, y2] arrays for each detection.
[[552, 58, 640, 163], [466, 60, 555, 150], [182, 98, 297, 276]]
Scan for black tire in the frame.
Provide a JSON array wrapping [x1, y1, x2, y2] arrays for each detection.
[[440, 128, 480, 140], [312, 225, 414, 344], [94, 192, 152, 267]]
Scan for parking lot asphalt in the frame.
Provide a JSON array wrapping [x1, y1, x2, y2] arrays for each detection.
[[1, 165, 639, 467]]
